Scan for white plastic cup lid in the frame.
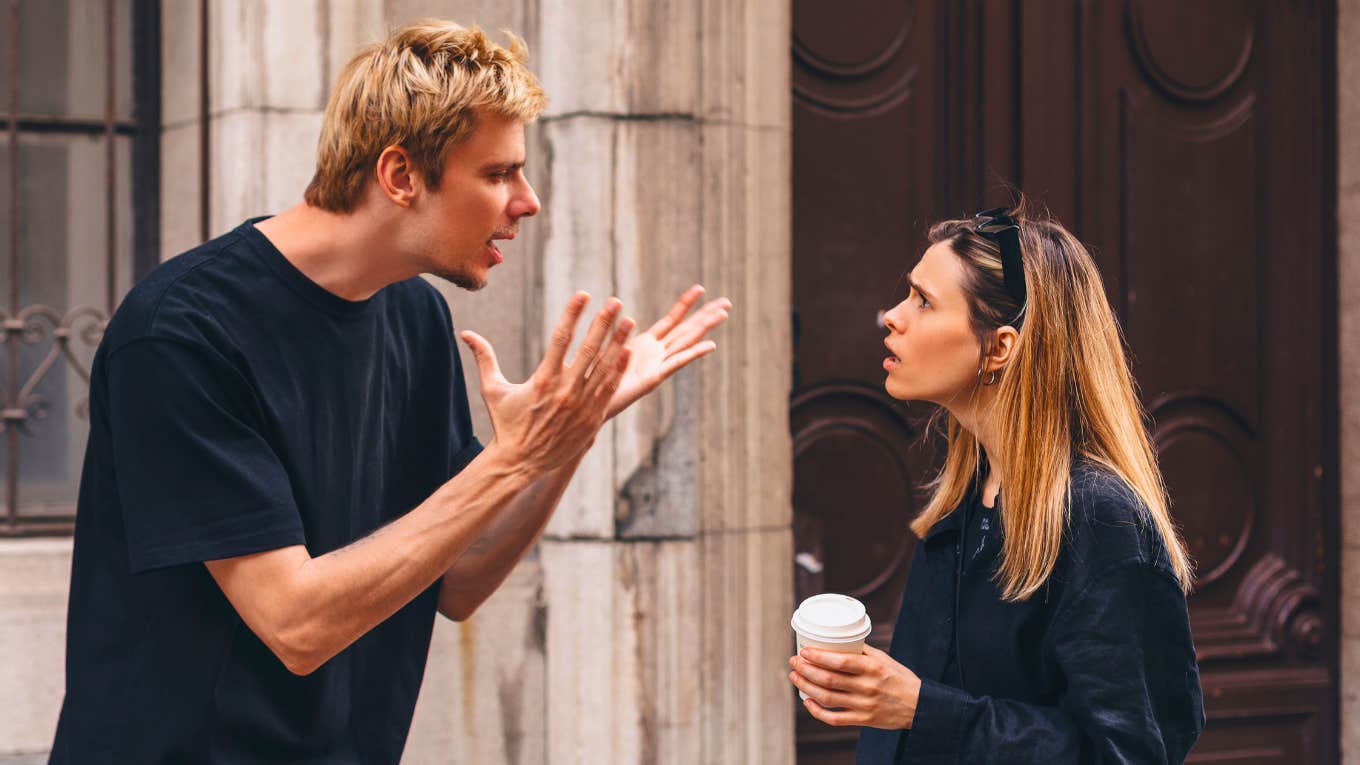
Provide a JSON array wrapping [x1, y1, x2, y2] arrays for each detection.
[[791, 593, 872, 642]]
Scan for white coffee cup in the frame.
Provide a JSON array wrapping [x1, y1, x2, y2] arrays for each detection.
[[791, 593, 872, 701]]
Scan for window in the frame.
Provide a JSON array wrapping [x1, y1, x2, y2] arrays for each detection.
[[1, 0, 159, 535]]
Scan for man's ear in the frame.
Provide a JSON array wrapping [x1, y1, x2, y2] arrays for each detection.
[[983, 325, 1020, 374], [375, 145, 419, 207]]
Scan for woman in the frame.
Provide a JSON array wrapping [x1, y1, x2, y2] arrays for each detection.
[[788, 201, 1205, 763]]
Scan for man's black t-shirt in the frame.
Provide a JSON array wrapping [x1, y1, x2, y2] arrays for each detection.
[[50, 219, 482, 764]]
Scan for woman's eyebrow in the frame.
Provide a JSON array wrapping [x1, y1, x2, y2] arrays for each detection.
[[907, 277, 936, 303]]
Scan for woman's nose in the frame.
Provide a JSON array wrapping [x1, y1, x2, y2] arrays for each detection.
[[881, 306, 903, 333]]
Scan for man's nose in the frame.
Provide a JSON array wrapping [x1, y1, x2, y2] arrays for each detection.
[[512, 179, 541, 219]]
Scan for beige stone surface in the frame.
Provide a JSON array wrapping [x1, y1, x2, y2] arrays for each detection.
[[699, 0, 791, 129], [405, 558, 546, 765], [161, 0, 203, 128], [1346, 545, 1360, 641], [1342, 0, 1360, 198], [384, 0, 527, 34], [208, 109, 323, 233], [538, 0, 698, 118], [160, 122, 205, 261], [1342, 6, 1360, 762], [1343, 185, 1360, 549], [1346, 636, 1360, 765], [540, 539, 702, 765], [209, 0, 325, 113], [0, 540, 72, 756], [697, 124, 792, 534], [696, 528, 795, 765]]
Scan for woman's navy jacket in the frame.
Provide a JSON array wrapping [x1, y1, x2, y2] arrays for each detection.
[[856, 463, 1205, 764]]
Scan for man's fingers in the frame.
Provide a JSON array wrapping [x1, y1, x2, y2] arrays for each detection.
[[657, 340, 717, 379], [539, 292, 591, 375], [663, 301, 731, 352], [587, 315, 636, 389], [460, 331, 508, 390], [569, 298, 623, 383], [646, 284, 706, 338]]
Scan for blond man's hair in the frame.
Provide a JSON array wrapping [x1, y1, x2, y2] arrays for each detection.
[[304, 20, 547, 212]]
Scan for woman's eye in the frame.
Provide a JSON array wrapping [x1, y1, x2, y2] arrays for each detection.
[[917, 294, 930, 309]]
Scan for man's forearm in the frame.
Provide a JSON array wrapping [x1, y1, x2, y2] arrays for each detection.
[[436, 450, 586, 620], [206, 444, 540, 675]]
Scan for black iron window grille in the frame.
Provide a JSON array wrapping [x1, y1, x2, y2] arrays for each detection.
[[1, 0, 159, 535]]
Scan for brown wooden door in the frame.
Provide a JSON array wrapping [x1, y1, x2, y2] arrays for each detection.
[[791, 2, 1339, 763]]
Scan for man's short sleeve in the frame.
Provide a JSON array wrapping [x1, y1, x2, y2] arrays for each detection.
[[106, 338, 305, 572]]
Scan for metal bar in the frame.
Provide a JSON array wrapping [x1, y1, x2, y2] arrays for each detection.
[[0, 114, 137, 136], [131, 0, 161, 282], [105, 0, 116, 314], [199, 0, 209, 242], [6, 0, 21, 531]]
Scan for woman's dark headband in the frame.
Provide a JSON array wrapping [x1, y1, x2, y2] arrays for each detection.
[[972, 207, 1027, 317]]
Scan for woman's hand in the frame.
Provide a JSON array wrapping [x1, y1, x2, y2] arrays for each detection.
[[788, 645, 922, 729]]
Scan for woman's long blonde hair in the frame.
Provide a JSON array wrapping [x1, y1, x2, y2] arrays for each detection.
[[908, 198, 1194, 599]]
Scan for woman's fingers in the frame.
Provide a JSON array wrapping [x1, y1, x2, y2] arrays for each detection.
[[789, 672, 864, 713], [802, 697, 866, 727], [799, 647, 868, 674], [790, 655, 867, 693]]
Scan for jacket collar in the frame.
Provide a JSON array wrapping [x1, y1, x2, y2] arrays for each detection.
[[921, 484, 977, 542]]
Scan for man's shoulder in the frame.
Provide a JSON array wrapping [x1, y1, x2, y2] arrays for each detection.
[[103, 228, 258, 352]]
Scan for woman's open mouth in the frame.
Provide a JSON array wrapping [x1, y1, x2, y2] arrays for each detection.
[[883, 354, 901, 370]]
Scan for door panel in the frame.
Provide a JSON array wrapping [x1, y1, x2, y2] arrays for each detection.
[[792, 1, 1338, 762]]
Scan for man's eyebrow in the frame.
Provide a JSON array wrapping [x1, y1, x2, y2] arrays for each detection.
[[480, 160, 525, 173]]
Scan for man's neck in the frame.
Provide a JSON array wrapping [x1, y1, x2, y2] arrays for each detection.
[[253, 203, 417, 302]]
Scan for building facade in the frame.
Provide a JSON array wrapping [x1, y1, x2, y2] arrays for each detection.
[[2, 1, 1358, 763]]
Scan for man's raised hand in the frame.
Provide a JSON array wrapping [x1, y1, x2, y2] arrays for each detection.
[[607, 284, 731, 419], [461, 292, 635, 473]]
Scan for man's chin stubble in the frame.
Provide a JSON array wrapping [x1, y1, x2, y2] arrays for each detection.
[[432, 270, 486, 291]]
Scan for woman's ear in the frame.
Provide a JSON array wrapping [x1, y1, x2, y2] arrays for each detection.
[[984, 325, 1020, 374], [375, 145, 418, 207]]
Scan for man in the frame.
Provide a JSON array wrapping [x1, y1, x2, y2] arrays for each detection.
[[50, 20, 728, 764]]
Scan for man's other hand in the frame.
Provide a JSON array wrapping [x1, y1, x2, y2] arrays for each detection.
[[607, 284, 731, 419]]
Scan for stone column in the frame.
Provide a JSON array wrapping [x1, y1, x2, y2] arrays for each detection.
[[1339, 3, 1360, 762], [529, 0, 793, 762]]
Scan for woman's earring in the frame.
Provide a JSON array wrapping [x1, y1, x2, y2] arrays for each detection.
[[983, 370, 999, 386]]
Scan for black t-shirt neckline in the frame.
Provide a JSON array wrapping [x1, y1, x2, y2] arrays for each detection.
[[239, 216, 382, 319]]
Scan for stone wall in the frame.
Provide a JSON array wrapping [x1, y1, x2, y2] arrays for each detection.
[[1339, 2, 1360, 762]]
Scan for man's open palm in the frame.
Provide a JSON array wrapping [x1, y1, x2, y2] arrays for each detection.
[[607, 285, 731, 419]]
